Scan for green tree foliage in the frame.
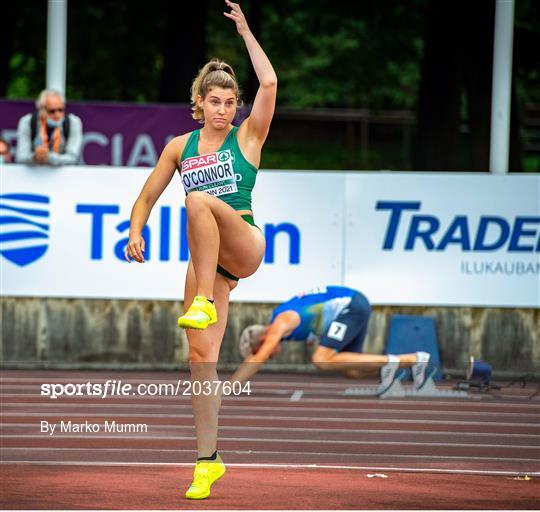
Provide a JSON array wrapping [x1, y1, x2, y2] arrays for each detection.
[[4, 0, 426, 108], [4, 0, 537, 110], [4, 0, 47, 99], [515, 0, 540, 105], [67, 2, 164, 101], [5, 0, 203, 102], [259, 0, 426, 109], [2, 0, 538, 171]]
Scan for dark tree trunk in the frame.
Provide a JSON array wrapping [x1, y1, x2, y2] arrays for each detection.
[[158, 0, 207, 103], [0, 2, 17, 96], [463, 1, 495, 171], [413, 2, 464, 170], [415, 0, 523, 171]]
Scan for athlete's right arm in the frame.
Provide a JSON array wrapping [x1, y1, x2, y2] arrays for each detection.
[[231, 311, 300, 383], [125, 135, 187, 263]]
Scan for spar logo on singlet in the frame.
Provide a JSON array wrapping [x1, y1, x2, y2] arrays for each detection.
[[181, 150, 238, 198]]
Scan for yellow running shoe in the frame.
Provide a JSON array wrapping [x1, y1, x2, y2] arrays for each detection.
[[177, 296, 217, 329], [185, 455, 226, 500]]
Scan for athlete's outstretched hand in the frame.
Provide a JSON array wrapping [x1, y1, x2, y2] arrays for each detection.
[[224, 0, 250, 37], [125, 234, 145, 263]]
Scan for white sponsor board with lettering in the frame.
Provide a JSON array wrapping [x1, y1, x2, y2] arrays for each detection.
[[0, 165, 343, 303], [1, 165, 538, 306], [344, 172, 539, 307]]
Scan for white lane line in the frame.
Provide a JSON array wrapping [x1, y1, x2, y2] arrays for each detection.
[[3, 395, 539, 412], [0, 375, 346, 391], [3, 392, 540, 410], [0, 392, 299, 400], [290, 390, 303, 402], [1, 447, 538, 463], [2, 376, 537, 394], [2, 402, 537, 418], [2, 412, 538, 428], [1, 434, 537, 450], [2, 423, 538, 438], [0, 393, 190, 401], [1, 459, 538, 477], [0, 377, 354, 389]]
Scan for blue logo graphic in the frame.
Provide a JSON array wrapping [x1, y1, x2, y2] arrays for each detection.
[[0, 193, 50, 266]]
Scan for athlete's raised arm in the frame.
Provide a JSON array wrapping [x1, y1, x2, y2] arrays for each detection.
[[224, 0, 277, 143]]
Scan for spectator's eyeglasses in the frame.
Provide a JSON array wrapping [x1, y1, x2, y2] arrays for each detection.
[[46, 108, 64, 114]]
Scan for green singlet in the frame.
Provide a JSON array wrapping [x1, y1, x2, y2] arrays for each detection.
[[180, 126, 258, 212]]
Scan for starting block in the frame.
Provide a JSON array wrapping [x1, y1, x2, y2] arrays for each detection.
[[404, 376, 468, 398], [343, 369, 407, 398], [344, 368, 468, 399], [344, 375, 406, 398], [386, 315, 443, 381]]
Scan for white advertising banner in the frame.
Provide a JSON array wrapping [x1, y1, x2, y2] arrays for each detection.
[[1, 166, 344, 303], [2, 166, 538, 306], [345, 173, 540, 307]]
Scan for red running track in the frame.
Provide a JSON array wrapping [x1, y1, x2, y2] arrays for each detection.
[[1, 369, 539, 509]]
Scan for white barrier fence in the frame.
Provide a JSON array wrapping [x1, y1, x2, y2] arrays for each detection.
[[1, 165, 539, 307]]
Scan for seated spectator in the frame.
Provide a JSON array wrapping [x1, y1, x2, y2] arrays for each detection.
[[0, 137, 13, 164], [15, 89, 83, 166]]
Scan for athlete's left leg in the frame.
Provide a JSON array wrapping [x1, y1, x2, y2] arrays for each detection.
[[185, 261, 237, 457], [312, 343, 423, 370], [311, 293, 422, 372], [184, 264, 237, 499]]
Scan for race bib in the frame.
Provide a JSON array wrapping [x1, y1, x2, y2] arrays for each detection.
[[327, 321, 348, 342], [181, 150, 238, 197]]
